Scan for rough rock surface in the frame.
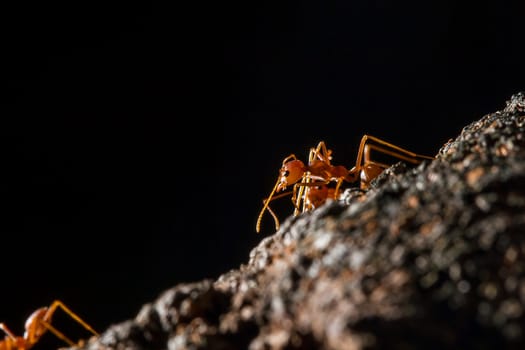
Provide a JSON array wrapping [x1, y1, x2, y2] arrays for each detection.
[[69, 92, 525, 350]]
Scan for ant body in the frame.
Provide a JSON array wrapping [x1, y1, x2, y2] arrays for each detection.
[[256, 135, 435, 233], [0, 300, 98, 350]]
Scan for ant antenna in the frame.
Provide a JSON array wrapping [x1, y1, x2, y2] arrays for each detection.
[[256, 180, 280, 233]]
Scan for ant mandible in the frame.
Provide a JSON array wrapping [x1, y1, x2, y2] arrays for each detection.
[[0, 300, 98, 350], [256, 135, 435, 233]]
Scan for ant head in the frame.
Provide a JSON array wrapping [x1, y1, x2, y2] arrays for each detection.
[[278, 159, 305, 191]]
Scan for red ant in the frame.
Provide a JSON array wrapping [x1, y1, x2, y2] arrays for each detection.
[[256, 135, 435, 233], [0, 300, 98, 349]]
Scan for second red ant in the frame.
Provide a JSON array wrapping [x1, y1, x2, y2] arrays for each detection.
[[256, 135, 435, 233], [0, 300, 98, 350]]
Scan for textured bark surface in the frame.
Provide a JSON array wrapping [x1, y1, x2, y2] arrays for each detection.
[[68, 92, 525, 350]]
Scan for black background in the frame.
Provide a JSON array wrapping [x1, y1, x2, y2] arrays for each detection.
[[1, 1, 524, 347]]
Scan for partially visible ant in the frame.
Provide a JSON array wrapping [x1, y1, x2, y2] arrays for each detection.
[[0, 300, 98, 350], [256, 135, 435, 233]]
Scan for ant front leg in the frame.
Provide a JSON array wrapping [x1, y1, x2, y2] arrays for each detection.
[[292, 179, 307, 215], [293, 178, 333, 212]]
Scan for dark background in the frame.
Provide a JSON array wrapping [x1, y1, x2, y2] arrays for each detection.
[[1, 1, 524, 347]]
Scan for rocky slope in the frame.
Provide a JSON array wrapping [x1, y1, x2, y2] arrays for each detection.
[[68, 92, 525, 350]]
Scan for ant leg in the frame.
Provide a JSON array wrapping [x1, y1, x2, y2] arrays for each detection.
[[363, 144, 390, 168], [311, 141, 327, 159], [0, 323, 16, 339], [309, 141, 332, 164], [355, 134, 434, 188], [293, 181, 305, 215], [296, 172, 322, 213], [352, 134, 434, 176], [39, 321, 76, 346], [42, 300, 98, 340], [361, 135, 435, 166], [292, 179, 333, 211], [334, 178, 344, 198]]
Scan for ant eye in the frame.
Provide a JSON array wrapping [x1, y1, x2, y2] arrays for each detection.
[[283, 170, 290, 177]]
